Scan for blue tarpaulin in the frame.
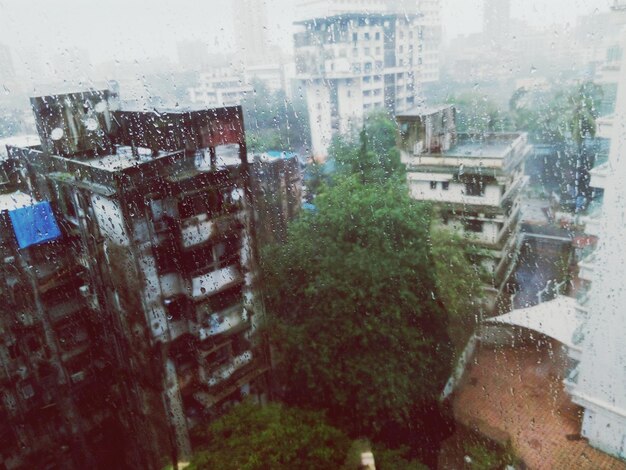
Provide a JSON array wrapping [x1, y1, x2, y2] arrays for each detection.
[[8, 201, 62, 249]]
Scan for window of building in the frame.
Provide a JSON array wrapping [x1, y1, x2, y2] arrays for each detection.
[[430, 181, 438, 190], [375, 32, 381, 40], [442, 181, 450, 190], [364, 32, 370, 40], [464, 219, 483, 233], [465, 179, 485, 196], [163, 296, 190, 321]]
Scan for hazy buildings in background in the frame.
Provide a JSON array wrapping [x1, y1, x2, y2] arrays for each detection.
[[233, 0, 271, 66], [483, 0, 510, 46], [440, 0, 626, 106], [188, 68, 254, 107], [294, 0, 442, 158], [0, 43, 16, 85], [177, 39, 212, 71]]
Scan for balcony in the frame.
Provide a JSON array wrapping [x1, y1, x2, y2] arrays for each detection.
[[47, 298, 85, 323], [563, 364, 580, 396], [577, 253, 596, 282], [198, 304, 246, 340], [191, 265, 243, 299], [589, 161, 609, 190], [180, 215, 213, 248], [595, 115, 614, 139], [179, 210, 245, 249], [204, 350, 253, 388]]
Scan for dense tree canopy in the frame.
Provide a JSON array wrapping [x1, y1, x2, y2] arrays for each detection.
[[509, 81, 603, 146], [261, 177, 455, 438], [187, 401, 351, 470], [431, 229, 485, 354], [186, 402, 429, 470]]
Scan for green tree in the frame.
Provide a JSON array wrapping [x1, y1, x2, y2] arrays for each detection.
[[330, 111, 403, 183], [187, 401, 351, 470], [509, 81, 602, 145], [261, 177, 454, 438], [431, 229, 485, 355]]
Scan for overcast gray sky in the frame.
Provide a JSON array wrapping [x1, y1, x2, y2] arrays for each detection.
[[0, 0, 614, 66]]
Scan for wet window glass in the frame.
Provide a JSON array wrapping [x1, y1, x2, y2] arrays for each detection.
[[0, 0, 625, 469]]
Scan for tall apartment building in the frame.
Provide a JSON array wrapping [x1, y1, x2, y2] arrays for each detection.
[[5, 88, 270, 468], [396, 105, 531, 307], [0, 157, 129, 469], [562, 28, 626, 459], [294, 0, 440, 157]]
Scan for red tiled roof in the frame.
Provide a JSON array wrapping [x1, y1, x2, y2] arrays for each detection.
[[450, 344, 626, 470]]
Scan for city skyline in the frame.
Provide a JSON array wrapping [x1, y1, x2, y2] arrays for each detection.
[[0, 0, 614, 70]]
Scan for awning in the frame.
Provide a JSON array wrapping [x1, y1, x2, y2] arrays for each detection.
[[483, 296, 581, 349]]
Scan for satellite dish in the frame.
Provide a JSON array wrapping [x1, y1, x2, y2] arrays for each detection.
[[50, 128, 64, 141], [85, 118, 99, 131]]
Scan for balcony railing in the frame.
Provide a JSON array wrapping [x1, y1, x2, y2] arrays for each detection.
[[198, 304, 246, 340], [47, 298, 85, 323], [191, 265, 243, 299], [205, 350, 253, 388]]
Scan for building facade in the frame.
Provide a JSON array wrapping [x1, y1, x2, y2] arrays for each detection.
[[564, 28, 626, 460], [0, 157, 129, 469], [396, 105, 531, 306], [294, 0, 440, 157], [4, 88, 270, 468]]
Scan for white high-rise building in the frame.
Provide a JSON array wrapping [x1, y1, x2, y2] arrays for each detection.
[[294, 0, 441, 158], [565, 29, 626, 460]]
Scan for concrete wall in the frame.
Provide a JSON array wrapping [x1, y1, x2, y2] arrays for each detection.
[[305, 82, 333, 158], [408, 176, 502, 207]]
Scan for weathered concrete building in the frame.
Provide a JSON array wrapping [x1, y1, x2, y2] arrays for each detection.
[[0, 156, 129, 469], [4, 88, 270, 468], [396, 105, 531, 306]]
